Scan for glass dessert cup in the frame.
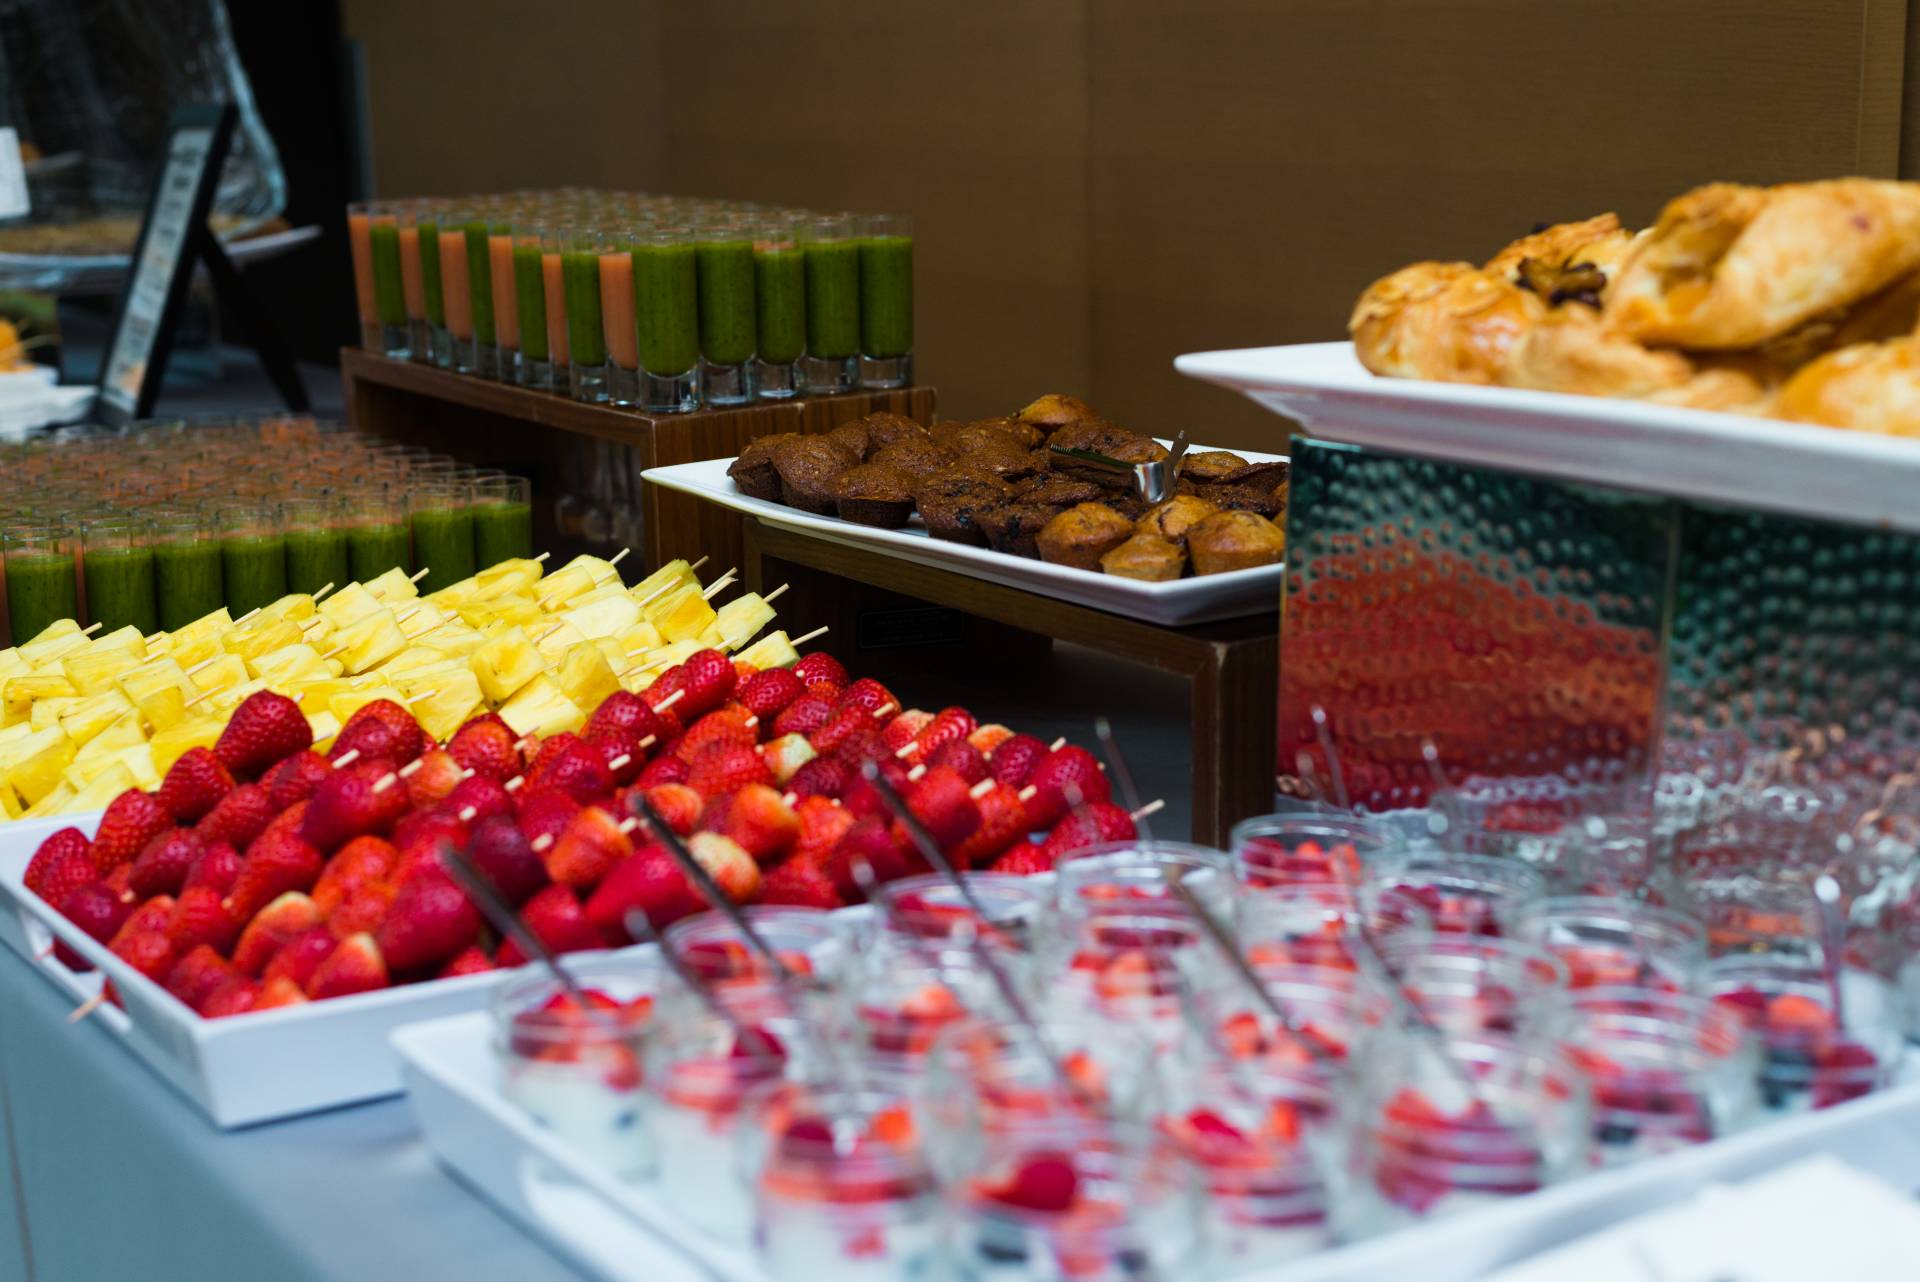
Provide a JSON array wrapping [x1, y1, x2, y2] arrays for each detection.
[[1053, 841, 1236, 921], [1548, 987, 1758, 1167], [1706, 955, 1906, 1114], [1230, 813, 1400, 889], [948, 1118, 1202, 1282], [740, 1079, 940, 1280], [664, 906, 850, 993], [1376, 934, 1571, 1038], [490, 956, 664, 1180], [1155, 1051, 1339, 1271], [843, 938, 1032, 1067], [1366, 850, 1548, 937], [869, 872, 1049, 953], [1328, 1030, 1591, 1240], [646, 988, 819, 1240], [1238, 881, 1433, 972], [1511, 896, 1708, 993], [1183, 962, 1386, 1075], [1428, 776, 1599, 885]]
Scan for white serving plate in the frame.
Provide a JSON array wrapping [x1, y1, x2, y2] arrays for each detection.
[[396, 1007, 1920, 1282], [1176, 342, 1920, 534], [643, 445, 1287, 627], [0, 813, 527, 1129]]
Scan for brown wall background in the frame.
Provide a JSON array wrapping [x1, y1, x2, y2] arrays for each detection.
[[346, 0, 1911, 451]]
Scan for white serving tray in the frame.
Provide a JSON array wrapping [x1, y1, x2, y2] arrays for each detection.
[[0, 813, 529, 1129], [396, 1008, 1920, 1282], [643, 446, 1287, 627], [1176, 342, 1920, 534]]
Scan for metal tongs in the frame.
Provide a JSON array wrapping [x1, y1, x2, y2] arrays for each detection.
[[1049, 430, 1190, 502]]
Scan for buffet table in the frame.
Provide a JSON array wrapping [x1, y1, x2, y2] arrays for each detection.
[[0, 950, 584, 1282]]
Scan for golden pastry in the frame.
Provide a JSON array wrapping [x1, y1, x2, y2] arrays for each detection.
[[1499, 307, 1696, 399], [1643, 368, 1776, 417], [1350, 262, 1548, 384], [1100, 533, 1186, 581], [1607, 179, 1920, 349], [1484, 213, 1637, 301], [1775, 338, 1920, 435], [1187, 512, 1286, 576]]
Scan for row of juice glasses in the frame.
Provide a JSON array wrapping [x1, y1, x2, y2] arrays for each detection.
[[481, 820, 1906, 1282], [0, 419, 534, 642], [349, 190, 914, 406]]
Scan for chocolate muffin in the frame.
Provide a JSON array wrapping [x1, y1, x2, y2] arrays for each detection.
[[1048, 419, 1140, 458], [1136, 495, 1218, 545], [1101, 533, 1186, 581], [1012, 393, 1100, 436], [871, 438, 955, 481], [915, 468, 1013, 545], [1035, 503, 1135, 571], [860, 413, 932, 452], [942, 422, 1041, 457], [826, 420, 872, 461], [1181, 450, 1250, 484], [977, 503, 1062, 559], [1015, 475, 1104, 508], [1187, 511, 1286, 576], [834, 464, 917, 528], [1208, 481, 1287, 518], [773, 436, 859, 514], [727, 432, 799, 502], [1223, 460, 1289, 489]]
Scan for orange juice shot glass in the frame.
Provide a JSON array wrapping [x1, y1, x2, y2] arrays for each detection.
[[599, 227, 642, 408], [487, 218, 521, 382], [437, 209, 479, 375], [347, 201, 381, 351]]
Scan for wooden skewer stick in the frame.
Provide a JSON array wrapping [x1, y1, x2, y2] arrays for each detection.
[[653, 688, 686, 713], [1018, 785, 1036, 802], [371, 772, 401, 794], [687, 555, 709, 574], [789, 625, 829, 648], [1129, 799, 1167, 823], [409, 567, 432, 584], [68, 991, 108, 1023], [609, 548, 631, 569], [79, 621, 104, 637], [456, 806, 479, 823], [395, 606, 421, 624], [1049, 736, 1068, 752], [405, 688, 440, 704], [319, 643, 346, 661], [332, 749, 362, 770], [700, 571, 739, 602], [763, 583, 790, 605], [184, 690, 211, 709], [969, 778, 996, 800], [398, 757, 426, 779], [533, 551, 552, 563], [532, 833, 555, 854], [617, 816, 639, 834], [184, 654, 221, 677], [906, 764, 927, 782], [504, 775, 525, 793], [872, 701, 898, 720], [607, 754, 632, 772], [232, 610, 260, 628], [312, 582, 337, 601]]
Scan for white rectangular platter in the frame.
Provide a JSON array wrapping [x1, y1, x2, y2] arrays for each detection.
[[643, 445, 1287, 627], [396, 1008, 1920, 1282], [1176, 342, 1920, 534], [0, 814, 525, 1129]]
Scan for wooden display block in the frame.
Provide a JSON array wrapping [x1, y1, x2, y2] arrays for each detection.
[[741, 517, 1278, 847], [340, 349, 935, 574]]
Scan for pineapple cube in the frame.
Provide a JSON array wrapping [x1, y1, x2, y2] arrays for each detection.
[[109, 743, 161, 791], [560, 589, 641, 641], [307, 709, 342, 752], [4, 671, 77, 721], [475, 558, 545, 598], [410, 671, 485, 742], [373, 647, 453, 681], [364, 566, 421, 602], [30, 697, 81, 732], [532, 619, 587, 666], [412, 623, 486, 658], [64, 761, 139, 812], [465, 594, 543, 630], [471, 627, 544, 703], [735, 630, 801, 672], [331, 609, 408, 674], [58, 689, 136, 746], [701, 593, 777, 653], [165, 608, 235, 664], [70, 709, 147, 771], [319, 581, 382, 630], [224, 618, 303, 662], [534, 563, 601, 610], [0, 721, 33, 753], [652, 590, 717, 643], [555, 640, 620, 711], [615, 620, 665, 659], [148, 717, 224, 773], [500, 674, 585, 738], [211, 678, 270, 712], [61, 627, 147, 693], [0, 781, 20, 819], [16, 620, 85, 666], [328, 685, 403, 725], [423, 577, 479, 610], [247, 643, 331, 684], [5, 727, 75, 805], [192, 653, 250, 697], [22, 781, 76, 818], [630, 559, 697, 607], [397, 600, 449, 638], [285, 676, 357, 717], [0, 647, 27, 680]]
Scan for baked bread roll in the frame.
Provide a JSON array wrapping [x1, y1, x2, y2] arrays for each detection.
[[1350, 262, 1548, 384], [1484, 213, 1637, 300], [1607, 179, 1920, 349], [1500, 307, 1695, 399], [1775, 338, 1920, 435]]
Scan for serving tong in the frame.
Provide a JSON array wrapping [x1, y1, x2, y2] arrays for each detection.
[[1048, 430, 1191, 503]]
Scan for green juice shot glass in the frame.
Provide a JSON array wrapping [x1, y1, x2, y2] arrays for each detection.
[[281, 497, 351, 597], [753, 218, 806, 400], [859, 212, 914, 389], [410, 481, 477, 594], [464, 214, 501, 379], [696, 221, 758, 405], [513, 224, 554, 391], [80, 518, 157, 635], [218, 504, 288, 616], [3, 526, 78, 646], [473, 474, 535, 568], [149, 514, 225, 632], [634, 225, 699, 413], [800, 213, 860, 395], [563, 223, 611, 405], [418, 205, 451, 368], [368, 207, 411, 360], [344, 489, 412, 581]]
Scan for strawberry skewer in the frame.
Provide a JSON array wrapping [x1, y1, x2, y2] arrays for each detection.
[[436, 842, 613, 1026], [630, 795, 800, 985]]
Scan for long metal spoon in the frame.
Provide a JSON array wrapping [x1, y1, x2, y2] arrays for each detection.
[[1813, 874, 1849, 1031], [628, 795, 800, 986], [437, 842, 609, 1024]]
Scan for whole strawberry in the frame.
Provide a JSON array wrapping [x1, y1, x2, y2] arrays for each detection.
[[675, 705, 760, 763], [632, 782, 703, 836], [310, 837, 400, 914], [953, 782, 1031, 867], [214, 690, 312, 779], [529, 740, 614, 805], [184, 841, 242, 895], [902, 766, 983, 850], [1037, 802, 1136, 861], [584, 846, 703, 935], [544, 806, 635, 888], [513, 884, 606, 956], [737, 667, 806, 719], [202, 977, 263, 1018], [89, 790, 172, 874], [447, 715, 523, 782], [166, 944, 236, 1011], [759, 856, 844, 910], [262, 751, 335, 811], [587, 731, 646, 786], [167, 886, 239, 955], [515, 789, 582, 849], [584, 690, 671, 748], [232, 892, 323, 976], [301, 761, 410, 853], [376, 868, 481, 972], [465, 814, 549, 905], [437, 946, 495, 979], [25, 828, 97, 902], [129, 828, 205, 899], [786, 756, 848, 801], [262, 927, 337, 990], [229, 830, 325, 921], [332, 699, 426, 765], [908, 707, 979, 765], [790, 652, 848, 688], [989, 734, 1048, 788], [826, 815, 912, 899], [674, 649, 738, 718], [194, 783, 278, 851], [307, 934, 389, 1000], [404, 749, 470, 809], [58, 881, 131, 948], [772, 693, 834, 740], [724, 785, 800, 864], [1023, 746, 1111, 829], [987, 842, 1054, 877], [835, 678, 898, 719], [685, 743, 774, 799], [880, 710, 935, 757], [794, 796, 856, 864], [156, 747, 235, 823], [929, 739, 989, 785], [811, 703, 882, 756], [444, 774, 514, 825], [635, 753, 689, 790]]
